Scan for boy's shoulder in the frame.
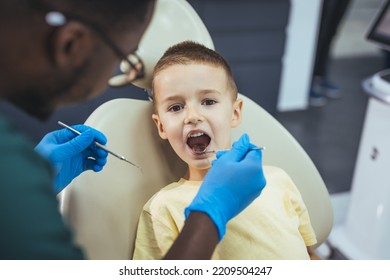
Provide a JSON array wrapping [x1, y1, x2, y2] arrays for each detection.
[[143, 178, 200, 211], [262, 165, 300, 194], [263, 165, 290, 178]]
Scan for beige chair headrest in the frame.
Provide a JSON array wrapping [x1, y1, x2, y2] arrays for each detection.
[[109, 0, 214, 90]]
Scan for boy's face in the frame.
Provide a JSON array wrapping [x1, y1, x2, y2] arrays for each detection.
[[152, 63, 242, 174]]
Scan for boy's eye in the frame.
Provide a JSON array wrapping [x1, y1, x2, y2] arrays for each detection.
[[168, 104, 184, 112], [202, 99, 217, 106]]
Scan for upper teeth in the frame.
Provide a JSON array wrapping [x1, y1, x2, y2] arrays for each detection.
[[189, 132, 204, 138]]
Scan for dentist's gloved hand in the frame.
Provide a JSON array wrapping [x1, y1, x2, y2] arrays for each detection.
[[35, 125, 108, 194], [185, 133, 266, 240]]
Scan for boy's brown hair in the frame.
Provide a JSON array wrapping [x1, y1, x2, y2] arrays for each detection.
[[152, 41, 238, 100]]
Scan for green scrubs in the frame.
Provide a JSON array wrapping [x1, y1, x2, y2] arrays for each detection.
[[0, 117, 84, 259]]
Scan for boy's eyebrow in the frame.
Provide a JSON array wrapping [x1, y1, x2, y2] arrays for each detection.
[[158, 89, 223, 104], [159, 94, 183, 103], [198, 89, 223, 95]]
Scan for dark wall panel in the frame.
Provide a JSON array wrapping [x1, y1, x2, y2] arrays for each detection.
[[202, 2, 290, 31], [213, 31, 286, 62], [233, 62, 282, 111]]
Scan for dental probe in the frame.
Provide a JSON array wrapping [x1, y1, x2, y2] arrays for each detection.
[[202, 146, 266, 154], [58, 121, 142, 170]]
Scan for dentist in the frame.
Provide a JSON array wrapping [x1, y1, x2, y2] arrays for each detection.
[[0, 0, 266, 260]]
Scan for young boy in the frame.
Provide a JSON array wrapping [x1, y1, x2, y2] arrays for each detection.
[[133, 41, 317, 260]]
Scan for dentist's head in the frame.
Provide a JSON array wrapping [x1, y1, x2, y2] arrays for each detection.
[[0, 0, 155, 119]]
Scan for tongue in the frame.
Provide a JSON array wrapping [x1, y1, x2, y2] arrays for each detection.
[[193, 144, 206, 153], [187, 134, 210, 153]]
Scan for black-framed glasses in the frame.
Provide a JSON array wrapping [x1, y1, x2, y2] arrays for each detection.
[[45, 11, 144, 86]]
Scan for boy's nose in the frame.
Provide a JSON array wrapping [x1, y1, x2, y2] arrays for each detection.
[[184, 106, 204, 124]]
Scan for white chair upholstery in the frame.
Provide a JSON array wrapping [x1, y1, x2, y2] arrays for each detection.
[[60, 0, 333, 259], [60, 98, 187, 259], [109, 0, 214, 90], [232, 94, 333, 250]]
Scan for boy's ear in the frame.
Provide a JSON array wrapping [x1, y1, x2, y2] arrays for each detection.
[[152, 114, 168, 139], [231, 98, 243, 128], [52, 22, 94, 68]]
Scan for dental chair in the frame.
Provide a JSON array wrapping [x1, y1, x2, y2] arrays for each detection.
[[60, 0, 333, 260]]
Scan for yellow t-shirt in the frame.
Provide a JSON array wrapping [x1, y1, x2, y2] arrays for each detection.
[[133, 166, 317, 260]]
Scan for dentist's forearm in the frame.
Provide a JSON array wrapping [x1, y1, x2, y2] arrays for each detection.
[[163, 211, 219, 260]]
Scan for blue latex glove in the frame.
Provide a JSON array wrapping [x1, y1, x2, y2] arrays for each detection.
[[35, 125, 108, 194], [184, 133, 266, 240]]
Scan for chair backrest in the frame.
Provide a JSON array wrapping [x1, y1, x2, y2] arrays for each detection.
[[60, 0, 333, 259], [109, 0, 214, 90], [232, 94, 333, 249], [60, 98, 187, 259]]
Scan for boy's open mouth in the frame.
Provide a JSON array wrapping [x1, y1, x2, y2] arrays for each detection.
[[186, 132, 211, 154]]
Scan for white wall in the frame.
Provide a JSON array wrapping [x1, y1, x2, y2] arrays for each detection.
[[277, 0, 384, 112], [277, 0, 322, 112]]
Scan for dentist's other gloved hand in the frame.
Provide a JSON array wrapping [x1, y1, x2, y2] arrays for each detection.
[[185, 133, 266, 240], [35, 125, 108, 194]]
